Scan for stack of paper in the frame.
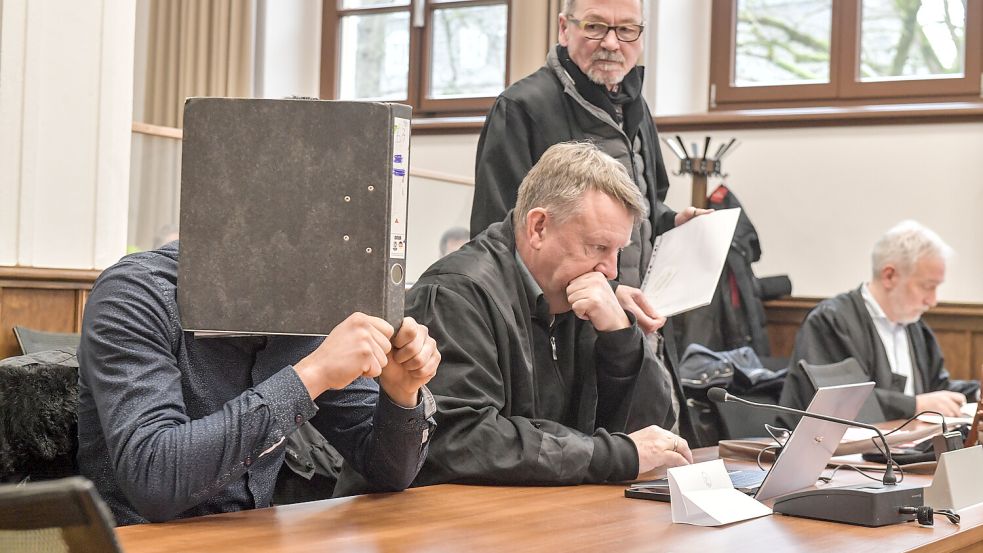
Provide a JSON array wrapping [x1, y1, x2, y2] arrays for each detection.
[[641, 208, 741, 317]]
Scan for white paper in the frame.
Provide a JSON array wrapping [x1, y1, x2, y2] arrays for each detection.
[[918, 414, 973, 425], [841, 427, 879, 442], [668, 459, 771, 526], [641, 208, 741, 317], [918, 401, 979, 425]]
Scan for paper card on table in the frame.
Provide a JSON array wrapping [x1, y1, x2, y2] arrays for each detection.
[[640, 208, 741, 317], [668, 459, 771, 526]]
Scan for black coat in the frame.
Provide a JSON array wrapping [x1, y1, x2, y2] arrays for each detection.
[[671, 185, 772, 357], [407, 217, 676, 486], [778, 287, 978, 421], [470, 48, 675, 252]]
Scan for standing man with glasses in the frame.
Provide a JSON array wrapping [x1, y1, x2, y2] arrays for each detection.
[[470, 0, 707, 444]]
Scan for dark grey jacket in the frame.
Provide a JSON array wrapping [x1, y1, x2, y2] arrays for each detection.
[[408, 217, 675, 486], [77, 242, 434, 525], [470, 45, 676, 288]]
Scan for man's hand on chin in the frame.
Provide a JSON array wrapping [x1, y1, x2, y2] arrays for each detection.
[[567, 272, 630, 332], [614, 285, 665, 335]]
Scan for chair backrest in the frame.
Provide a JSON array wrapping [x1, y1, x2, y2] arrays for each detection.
[[0, 477, 121, 553], [800, 357, 887, 423], [12, 326, 81, 356]]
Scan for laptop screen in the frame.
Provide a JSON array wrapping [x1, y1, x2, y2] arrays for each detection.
[[753, 381, 876, 501]]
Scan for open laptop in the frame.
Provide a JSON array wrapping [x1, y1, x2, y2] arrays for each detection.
[[752, 381, 875, 500], [626, 381, 875, 502]]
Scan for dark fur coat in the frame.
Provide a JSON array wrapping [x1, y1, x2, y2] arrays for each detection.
[[0, 348, 79, 481]]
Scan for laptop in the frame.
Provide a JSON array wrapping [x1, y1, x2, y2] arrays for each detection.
[[626, 381, 875, 502]]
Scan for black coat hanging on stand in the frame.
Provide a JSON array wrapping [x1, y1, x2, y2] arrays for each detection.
[[670, 184, 791, 363]]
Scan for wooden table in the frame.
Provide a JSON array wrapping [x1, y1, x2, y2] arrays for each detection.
[[116, 451, 983, 553]]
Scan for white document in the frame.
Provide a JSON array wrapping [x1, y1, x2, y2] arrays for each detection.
[[668, 459, 771, 526], [918, 403, 977, 425], [641, 208, 741, 317]]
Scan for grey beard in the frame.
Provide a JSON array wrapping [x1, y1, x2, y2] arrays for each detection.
[[587, 51, 627, 87], [586, 67, 624, 87]]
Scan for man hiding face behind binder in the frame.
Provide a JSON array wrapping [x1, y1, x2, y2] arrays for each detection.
[[77, 247, 439, 526], [409, 142, 692, 488]]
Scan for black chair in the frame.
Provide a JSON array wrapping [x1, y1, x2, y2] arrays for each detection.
[[12, 326, 81, 356], [0, 476, 121, 553], [800, 357, 887, 423]]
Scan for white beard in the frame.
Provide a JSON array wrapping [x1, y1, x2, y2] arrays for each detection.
[[586, 50, 627, 87]]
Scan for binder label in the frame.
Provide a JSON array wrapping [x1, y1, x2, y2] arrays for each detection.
[[390, 117, 410, 259]]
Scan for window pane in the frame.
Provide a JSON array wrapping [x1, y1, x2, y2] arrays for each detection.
[[734, 0, 832, 86], [860, 0, 966, 81], [338, 12, 409, 100], [429, 5, 507, 99], [341, 0, 409, 8]]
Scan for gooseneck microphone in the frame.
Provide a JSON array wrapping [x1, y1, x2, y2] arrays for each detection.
[[707, 387, 897, 485]]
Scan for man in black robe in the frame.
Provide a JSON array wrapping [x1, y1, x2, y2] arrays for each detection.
[[409, 142, 692, 486], [779, 221, 978, 422]]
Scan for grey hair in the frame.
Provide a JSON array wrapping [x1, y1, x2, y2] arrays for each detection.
[[562, 0, 646, 17], [871, 220, 953, 278], [513, 141, 647, 230]]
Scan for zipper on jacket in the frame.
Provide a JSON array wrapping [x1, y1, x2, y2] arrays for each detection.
[[549, 316, 558, 363]]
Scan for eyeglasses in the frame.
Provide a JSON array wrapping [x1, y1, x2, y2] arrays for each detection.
[[565, 17, 645, 43]]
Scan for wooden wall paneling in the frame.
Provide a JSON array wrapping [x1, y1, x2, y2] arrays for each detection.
[[762, 298, 817, 359], [0, 288, 78, 359], [765, 298, 983, 384], [933, 330, 972, 381], [0, 267, 100, 360], [923, 304, 983, 383], [767, 323, 799, 360], [972, 334, 983, 383]]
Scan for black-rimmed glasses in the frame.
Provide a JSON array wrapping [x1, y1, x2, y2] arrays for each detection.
[[566, 16, 645, 43]]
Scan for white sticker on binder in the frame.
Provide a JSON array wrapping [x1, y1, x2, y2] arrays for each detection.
[[390, 117, 410, 260]]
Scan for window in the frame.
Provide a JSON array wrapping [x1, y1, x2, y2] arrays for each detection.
[[709, 0, 982, 109], [321, 0, 510, 116]]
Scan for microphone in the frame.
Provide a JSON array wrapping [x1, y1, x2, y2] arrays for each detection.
[[707, 387, 897, 485]]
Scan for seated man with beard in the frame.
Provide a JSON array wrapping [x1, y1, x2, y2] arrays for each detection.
[[779, 220, 978, 422]]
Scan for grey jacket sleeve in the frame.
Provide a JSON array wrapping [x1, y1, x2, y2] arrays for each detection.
[[310, 379, 435, 494]]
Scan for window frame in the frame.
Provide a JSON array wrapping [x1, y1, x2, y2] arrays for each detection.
[[320, 0, 511, 117], [709, 0, 983, 110]]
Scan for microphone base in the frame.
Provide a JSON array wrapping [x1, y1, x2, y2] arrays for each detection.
[[773, 483, 924, 527]]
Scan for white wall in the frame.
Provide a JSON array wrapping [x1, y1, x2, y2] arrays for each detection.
[[659, 124, 983, 302], [254, 0, 322, 99], [0, 0, 134, 269], [406, 134, 479, 283], [650, 0, 710, 115]]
